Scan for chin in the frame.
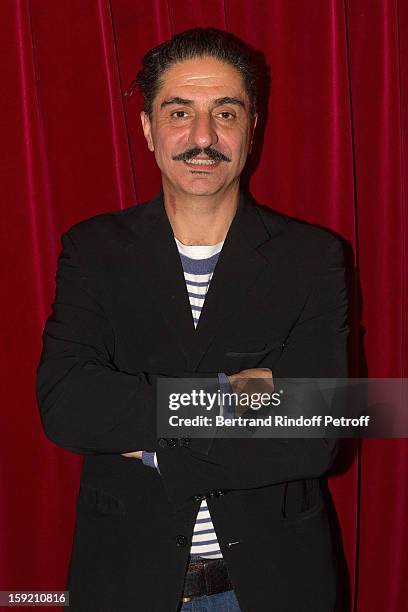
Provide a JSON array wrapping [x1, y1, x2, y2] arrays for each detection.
[[179, 177, 226, 197], [182, 185, 222, 197]]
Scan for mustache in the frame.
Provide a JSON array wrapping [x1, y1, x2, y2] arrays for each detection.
[[172, 147, 231, 163]]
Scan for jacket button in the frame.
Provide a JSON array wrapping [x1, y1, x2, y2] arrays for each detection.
[[206, 489, 225, 499], [176, 535, 188, 547], [167, 439, 177, 447], [192, 494, 206, 502]]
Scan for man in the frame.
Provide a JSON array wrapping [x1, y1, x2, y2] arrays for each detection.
[[36, 27, 349, 612]]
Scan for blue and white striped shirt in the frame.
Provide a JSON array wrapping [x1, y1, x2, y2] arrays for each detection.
[[174, 237, 224, 558], [142, 236, 231, 558]]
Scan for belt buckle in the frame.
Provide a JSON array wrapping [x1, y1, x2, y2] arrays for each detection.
[[181, 596, 193, 603]]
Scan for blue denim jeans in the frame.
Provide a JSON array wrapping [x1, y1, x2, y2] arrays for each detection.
[[180, 554, 242, 611], [179, 588, 241, 611]]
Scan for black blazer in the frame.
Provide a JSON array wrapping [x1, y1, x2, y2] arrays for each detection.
[[36, 189, 349, 612]]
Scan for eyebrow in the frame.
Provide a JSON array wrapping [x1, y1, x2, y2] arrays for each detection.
[[160, 96, 246, 109]]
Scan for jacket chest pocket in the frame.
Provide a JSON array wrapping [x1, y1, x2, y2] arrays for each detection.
[[223, 339, 284, 373]]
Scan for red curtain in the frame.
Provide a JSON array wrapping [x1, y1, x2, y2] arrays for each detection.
[[1, 1, 407, 610]]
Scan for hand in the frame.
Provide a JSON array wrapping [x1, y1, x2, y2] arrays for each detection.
[[121, 451, 143, 459], [227, 367, 273, 393], [227, 368, 274, 417]]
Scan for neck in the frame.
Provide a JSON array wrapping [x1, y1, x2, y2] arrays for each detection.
[[162, 182, 240, 246]]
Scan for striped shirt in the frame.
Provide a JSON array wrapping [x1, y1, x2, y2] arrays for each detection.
[[174, 236, 224, 559], [141, 236, 229, 558]]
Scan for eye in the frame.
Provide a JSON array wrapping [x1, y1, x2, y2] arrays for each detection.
[[171, 110, 189, 119], [217, 111, 235, 120]]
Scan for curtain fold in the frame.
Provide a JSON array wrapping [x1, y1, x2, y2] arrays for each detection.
[[1, 1, 406, 610]]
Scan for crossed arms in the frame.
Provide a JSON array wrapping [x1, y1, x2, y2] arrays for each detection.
[[36, 228, 349, 503]]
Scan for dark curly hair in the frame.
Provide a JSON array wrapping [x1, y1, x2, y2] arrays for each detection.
[[125, 27, 263, 118]]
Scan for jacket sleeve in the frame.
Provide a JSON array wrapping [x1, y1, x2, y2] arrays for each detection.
[[36, 230, 220, 455], [36, 230, 158, 454], [156, 236, 349, 503]]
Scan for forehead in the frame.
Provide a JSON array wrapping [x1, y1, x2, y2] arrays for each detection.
[[156, 56, 247, 100]]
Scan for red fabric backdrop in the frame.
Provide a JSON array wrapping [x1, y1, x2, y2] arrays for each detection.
[[1, 1, 407, 610]]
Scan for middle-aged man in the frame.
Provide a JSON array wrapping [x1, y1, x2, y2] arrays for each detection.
[[37, 27, 349, 612]]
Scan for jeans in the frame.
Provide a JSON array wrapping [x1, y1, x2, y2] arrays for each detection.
[[179, 554, 242, 611], [179, 588, 242, 611]]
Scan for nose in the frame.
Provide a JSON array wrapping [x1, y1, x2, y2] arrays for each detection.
[[188, 111, 218, 150]]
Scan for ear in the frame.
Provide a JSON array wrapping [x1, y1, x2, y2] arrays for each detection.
[[248, 113, 258, 154], [140, 111, 155, 152]]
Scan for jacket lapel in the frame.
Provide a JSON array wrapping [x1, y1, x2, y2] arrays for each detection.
[[125, 190, 197, 364], [188, 192, 272, 370]]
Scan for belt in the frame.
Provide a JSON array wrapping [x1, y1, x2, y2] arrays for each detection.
[[180, 557, 233, 603]]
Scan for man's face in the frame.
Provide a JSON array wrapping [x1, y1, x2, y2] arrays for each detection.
[[140, 56, 257, 198]]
